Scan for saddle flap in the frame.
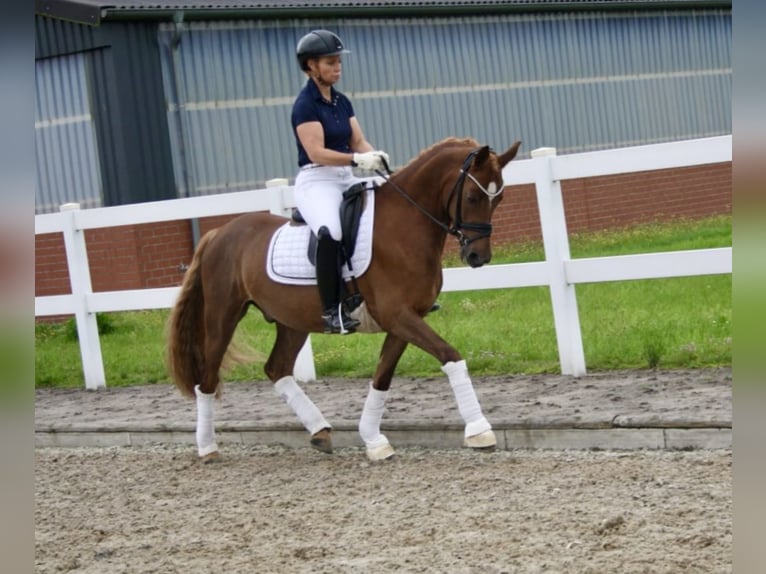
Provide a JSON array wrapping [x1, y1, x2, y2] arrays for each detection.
[[339, 181, 369, 261]]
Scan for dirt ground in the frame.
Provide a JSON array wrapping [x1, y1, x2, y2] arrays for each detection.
[[35, 443, 731, 573], [35, 368, 731, 572]]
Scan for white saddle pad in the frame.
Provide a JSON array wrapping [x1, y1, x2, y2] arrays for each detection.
[[266, 189, 375, 286]]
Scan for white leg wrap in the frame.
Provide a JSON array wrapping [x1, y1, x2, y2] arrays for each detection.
[[195, 385, 219, 457], [274, 376, 331, 436], [359, 383, 390, 450], [441, 360, 492, 438]]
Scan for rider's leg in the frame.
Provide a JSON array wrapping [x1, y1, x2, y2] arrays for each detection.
[[293, 166, 362, 334], [316, 226, 360, 334]]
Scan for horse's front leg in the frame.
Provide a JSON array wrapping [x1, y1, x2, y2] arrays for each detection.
[[387, 311, 496, 450], [266, 323, 333, 454], [359, 334, 409, 461]]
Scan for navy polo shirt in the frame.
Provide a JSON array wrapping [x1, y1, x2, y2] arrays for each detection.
[[291, 79, 355, 167]]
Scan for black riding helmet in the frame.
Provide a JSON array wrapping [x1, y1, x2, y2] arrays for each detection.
[[296, 30, 350, 72]]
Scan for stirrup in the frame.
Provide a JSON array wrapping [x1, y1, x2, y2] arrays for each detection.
[[322, 305, 360, 335]]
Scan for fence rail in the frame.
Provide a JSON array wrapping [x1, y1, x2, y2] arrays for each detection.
[[35, 136, 732, 389]]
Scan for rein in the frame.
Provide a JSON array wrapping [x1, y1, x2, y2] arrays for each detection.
[[375, 148, 494, 248]]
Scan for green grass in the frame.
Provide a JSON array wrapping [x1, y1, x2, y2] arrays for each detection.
[[35, 215, 731, 388]]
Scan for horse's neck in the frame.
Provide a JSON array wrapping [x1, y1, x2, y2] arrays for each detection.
[[374, 155, 456, 266], [389, 154, 455, 217]]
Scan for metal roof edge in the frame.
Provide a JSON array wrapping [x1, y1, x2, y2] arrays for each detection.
[[36, 1, 733, 27], [35, 0, 104, 26], [109, 2, 733, 21]]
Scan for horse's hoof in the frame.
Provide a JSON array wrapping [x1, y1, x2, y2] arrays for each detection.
[[310, 428, 333, 454], [199, 451, 221, 464], [366, 443, 395, 461], [464, 429, 497, 450]]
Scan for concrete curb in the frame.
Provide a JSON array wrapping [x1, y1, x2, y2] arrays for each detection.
[[35, 368, 732, 452], [35, 424, 732, 451]]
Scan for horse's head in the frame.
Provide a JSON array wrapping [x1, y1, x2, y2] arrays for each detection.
[[447, 141, 521, 267]]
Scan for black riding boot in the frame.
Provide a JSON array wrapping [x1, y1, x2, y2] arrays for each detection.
[[315, 228, 360, 334]]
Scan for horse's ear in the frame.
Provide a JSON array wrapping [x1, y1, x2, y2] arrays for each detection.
[[473, 145, 492, 167], [498, 141, 522, 167]]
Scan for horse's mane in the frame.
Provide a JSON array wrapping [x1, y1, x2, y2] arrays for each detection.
[[398, 137, 481, 172], [398, 137, 498, 174]]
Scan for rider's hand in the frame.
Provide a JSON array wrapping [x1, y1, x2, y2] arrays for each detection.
[[373, 150, 390, 169], [352, 151, 390, 171]]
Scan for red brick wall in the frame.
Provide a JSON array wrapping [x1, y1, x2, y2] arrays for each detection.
[[35, 233, 70, 296], [486, 162, 731, 249], [561, 162, 731, 235], [35, 163, 731, 298], [35, 220, 229, 297]]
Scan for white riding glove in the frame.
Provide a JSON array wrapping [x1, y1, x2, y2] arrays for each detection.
[[352, 150, 390, 171]]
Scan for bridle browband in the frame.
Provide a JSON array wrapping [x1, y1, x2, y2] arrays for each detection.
[[375, 148, 501, 248]]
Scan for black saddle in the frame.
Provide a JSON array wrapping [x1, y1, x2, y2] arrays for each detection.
[[291, 181, 372, 267]]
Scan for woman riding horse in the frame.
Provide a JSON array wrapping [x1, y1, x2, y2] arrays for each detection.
[[167, 32, 522, 462]]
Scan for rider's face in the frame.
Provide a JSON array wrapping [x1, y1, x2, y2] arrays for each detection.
[[310, 55, 342, 85]]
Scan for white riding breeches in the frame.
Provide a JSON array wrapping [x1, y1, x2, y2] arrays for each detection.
[[293, 165, 377, 241]]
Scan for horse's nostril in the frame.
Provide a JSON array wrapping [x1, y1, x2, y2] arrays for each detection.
[[466, 251, 492, 268]]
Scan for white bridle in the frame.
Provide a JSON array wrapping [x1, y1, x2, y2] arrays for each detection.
[[462, 171, 504, 202]]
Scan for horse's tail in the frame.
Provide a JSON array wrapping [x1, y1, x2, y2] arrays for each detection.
[[166, 229, 218, 399]]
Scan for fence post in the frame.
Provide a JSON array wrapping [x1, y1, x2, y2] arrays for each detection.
[[265, 178, 317, 383], [266, 177, 292, 218], [60, 203, 107, 389], [531, 148, 587, 376]]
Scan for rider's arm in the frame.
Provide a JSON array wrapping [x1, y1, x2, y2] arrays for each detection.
[[296, 121, 358, 166], [349, 117, 375, 154]]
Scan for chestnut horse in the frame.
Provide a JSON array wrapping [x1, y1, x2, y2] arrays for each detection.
[[167, 137, 521, 461]]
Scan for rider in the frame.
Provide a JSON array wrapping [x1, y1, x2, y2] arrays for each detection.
[[291, 29, 390, 335]]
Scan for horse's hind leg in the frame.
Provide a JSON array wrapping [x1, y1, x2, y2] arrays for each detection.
[[359, 334, 409, 461], [266, 323, 333, 454], [195, 300, 248, 462]]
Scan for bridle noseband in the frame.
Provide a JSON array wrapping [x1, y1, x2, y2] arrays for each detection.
[[377, 148, 502, 248]]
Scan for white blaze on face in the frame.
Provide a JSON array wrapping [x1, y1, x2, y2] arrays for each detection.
[[465, 171, 503, 204], [487, 181, 499, 205]]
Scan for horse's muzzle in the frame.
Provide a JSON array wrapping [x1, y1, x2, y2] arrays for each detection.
[[463, 248, 491, 268], [456, 225, 493, 268]]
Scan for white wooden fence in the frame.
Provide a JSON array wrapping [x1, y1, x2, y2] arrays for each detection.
[[35, 136, 732, 389]]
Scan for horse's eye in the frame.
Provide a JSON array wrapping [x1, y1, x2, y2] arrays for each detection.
[[467, 190, 481, 205]]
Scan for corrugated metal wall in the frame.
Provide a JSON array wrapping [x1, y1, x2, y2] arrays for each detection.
[[35, 16, 177, 213], [158, 9, 731, 197], [35, 52, 103, 213]]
